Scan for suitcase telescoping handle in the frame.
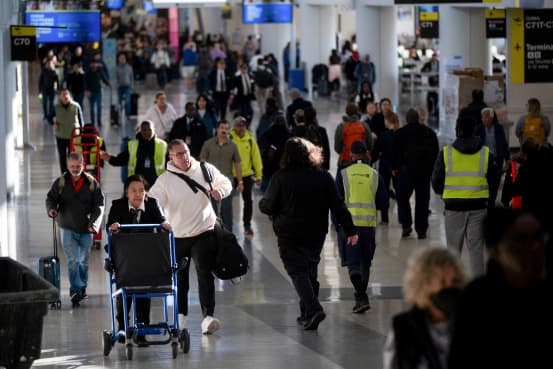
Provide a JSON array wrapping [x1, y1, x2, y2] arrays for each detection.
[[52, 217, 58, 258]]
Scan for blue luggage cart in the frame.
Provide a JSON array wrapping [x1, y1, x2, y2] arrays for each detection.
[[102, 224, 189, 359]]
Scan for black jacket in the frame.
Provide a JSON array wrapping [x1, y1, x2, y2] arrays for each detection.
[[458, 101, 487, 126], [209, 68, 232, 94], [169, 115, 208, 158], [46, 172, 105, 233], [107, 196, 166, 229], [392, 307, 445, 369], [393, 122, 439, 180], [364, 113, 385, 137], [259, 167, 356, 242], [431, 137, 500, 211], [109, 133, 160, 186]]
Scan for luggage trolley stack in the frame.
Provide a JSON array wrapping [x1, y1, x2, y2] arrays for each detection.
[[102, 224, 190, 359], [69, 125, 103, 249]]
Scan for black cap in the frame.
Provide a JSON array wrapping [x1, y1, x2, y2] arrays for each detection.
[[350, 141, 367, 154]]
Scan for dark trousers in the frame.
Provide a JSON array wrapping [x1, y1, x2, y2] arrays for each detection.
[[116, 295, 150, 331], [338, 227, 376, 284], [235, 96, 253, 123], [379, 169, 397, 223], [174, 231, 217, 317], [278, 238, 325, 318], [427, 91, 439, 120], [239, 176, 254, 229], [212, 91, 229, 120], [397, 171, 431, 234], [56, 137, 70, 174], [156, 67, 168, 89], [42, 88, 56, 124]]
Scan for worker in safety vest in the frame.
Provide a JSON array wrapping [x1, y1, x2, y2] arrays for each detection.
[[100, 120, 167, 187], [335, 140, 388, 313], [432, 116, 500, 277]]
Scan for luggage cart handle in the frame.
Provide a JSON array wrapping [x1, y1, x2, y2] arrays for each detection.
[[116, 223, 168, 231]]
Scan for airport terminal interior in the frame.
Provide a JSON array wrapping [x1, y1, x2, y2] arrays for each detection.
[[1, 0, 552, 369]]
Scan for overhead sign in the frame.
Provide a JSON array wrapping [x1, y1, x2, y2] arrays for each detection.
[[486, 9, 506, 38], [510, 8, 553, 84], [24, 10, 100, 43], [10, 26, 36, 61], [396, 0, 500, 3], [419, 6, 438, 39]]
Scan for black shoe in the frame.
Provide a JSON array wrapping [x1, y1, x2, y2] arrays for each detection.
[[296, 315, 307, 325], [71, 292, 82, 307], [303, 311, 326, 331], [352, 297, 371, 314], [80, 289, 88, 300], [401, 228, 412, 238], [417, 232, 427, 240]]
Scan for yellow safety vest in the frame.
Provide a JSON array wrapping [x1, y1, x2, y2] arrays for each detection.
[[128, 138, 167, 177], [443, 145, 489, 199], [341, 162, 378, 227]]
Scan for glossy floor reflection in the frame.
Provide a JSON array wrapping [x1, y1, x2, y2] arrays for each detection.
[[10, 73, 457, 369]]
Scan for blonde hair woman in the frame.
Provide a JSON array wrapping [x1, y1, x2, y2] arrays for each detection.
[[383, 247, 467, 369]]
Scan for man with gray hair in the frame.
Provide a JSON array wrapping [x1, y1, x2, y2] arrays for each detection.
[[474, 107, 510, 170], [46, 152, 105, 307]]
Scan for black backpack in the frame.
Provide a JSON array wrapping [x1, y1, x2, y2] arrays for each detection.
[[254, 68, 274, 88]]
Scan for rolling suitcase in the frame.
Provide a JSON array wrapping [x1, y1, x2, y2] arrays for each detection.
[[38, 218, 62, 309], [110, 104, 119, 126]]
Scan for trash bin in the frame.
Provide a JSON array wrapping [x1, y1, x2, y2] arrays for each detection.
[[0, 257, 59, 369], [288, 69, 305, 91]]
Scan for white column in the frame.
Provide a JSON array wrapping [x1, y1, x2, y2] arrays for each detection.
[[356, 5, 398, 105], [299, 4, 321, 95], [318, 6, 338, 61], [260, 24, 291, 79]]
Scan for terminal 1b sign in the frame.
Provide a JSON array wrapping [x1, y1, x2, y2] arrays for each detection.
[[510, 9, 553, 83]]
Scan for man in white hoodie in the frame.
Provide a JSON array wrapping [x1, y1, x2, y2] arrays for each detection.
[[149, 139, 232, 334]]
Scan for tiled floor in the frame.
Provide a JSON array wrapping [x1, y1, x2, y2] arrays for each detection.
[[9, 71, 459, 369]]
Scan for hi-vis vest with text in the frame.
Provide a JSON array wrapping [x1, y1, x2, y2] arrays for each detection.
[[341, 162, 378, 227], [443, 146, 489, 199], [128, 138, 167, 177]]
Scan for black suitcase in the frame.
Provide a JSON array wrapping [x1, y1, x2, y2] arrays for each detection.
[[38, 218, 62, 309], [110, 104, 119, 126]]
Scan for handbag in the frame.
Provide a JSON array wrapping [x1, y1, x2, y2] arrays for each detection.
[[168, 164, 249, 280]]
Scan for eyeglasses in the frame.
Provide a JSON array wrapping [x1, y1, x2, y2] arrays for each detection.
[[170, 151, 189, 158]]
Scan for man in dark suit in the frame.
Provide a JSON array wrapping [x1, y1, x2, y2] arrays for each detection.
[[230, 63, 255, 124], [169, 102, 208, 158], [106, 174, 171, 344], [209, 58, 232, 120]]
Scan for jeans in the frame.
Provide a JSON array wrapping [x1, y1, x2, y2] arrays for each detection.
[[42, 88, 56, 124], [59, 228, 93, 296], [88, 91, 102, 126], [118, 85, 132, 117]]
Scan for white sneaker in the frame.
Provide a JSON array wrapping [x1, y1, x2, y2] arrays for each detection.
[[178, 314, 187, 329], [201, 316, 220, 335]]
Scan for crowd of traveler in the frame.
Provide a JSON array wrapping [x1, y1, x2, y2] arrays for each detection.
[[35, 7, 550, 360]]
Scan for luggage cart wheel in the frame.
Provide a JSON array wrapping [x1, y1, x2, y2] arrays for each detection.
[[125, 343, 133, 360], [102, 330, 113, 356], [179, 328, 190, 354], [171, 342, 178, 359]]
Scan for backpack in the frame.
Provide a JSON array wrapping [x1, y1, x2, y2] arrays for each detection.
[[254, 68, 273, 88], [340, 121, 367, 162], [522, 116, 545, 145]]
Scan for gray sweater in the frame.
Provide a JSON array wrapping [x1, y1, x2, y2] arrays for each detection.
[[115, 64, 134, 88]]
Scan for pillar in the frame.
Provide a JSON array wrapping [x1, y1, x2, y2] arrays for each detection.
[[356, 5, 398, 105]]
